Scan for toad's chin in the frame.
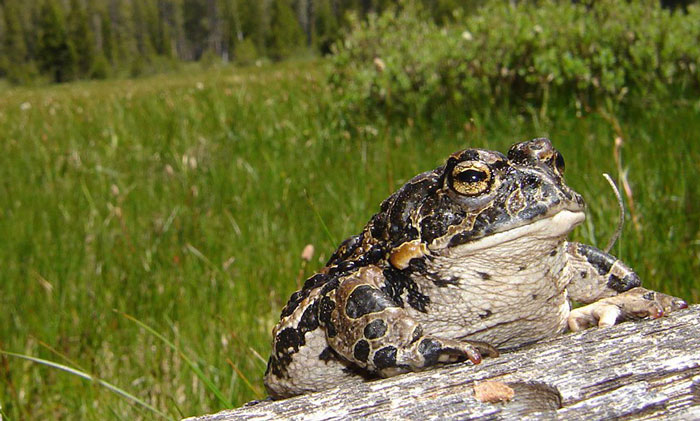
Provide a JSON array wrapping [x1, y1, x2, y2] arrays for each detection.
[[448, 209, 586, 255]]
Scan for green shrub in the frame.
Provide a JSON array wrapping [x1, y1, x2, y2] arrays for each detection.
[[235, 38, 260, 66], [199, 49, 222, 68], [5, 61, 41, 85], [89, 53, 110, 79], [329, 0, 700, 125]]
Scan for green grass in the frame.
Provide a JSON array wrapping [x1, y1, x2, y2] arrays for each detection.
[[1, 60, 698, 420]]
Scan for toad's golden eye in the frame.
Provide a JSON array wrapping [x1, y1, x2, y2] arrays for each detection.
[[450, 162, 492, 196]]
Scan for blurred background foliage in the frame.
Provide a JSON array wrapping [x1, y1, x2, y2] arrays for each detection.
[[330, 0, 700, 126], [0, 0, 697, 85]]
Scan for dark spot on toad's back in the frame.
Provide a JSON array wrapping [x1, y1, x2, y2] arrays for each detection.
[[353, 340, 370, 362], [276, 328, 301, 354], [319, 346, 338, 363], [382, 266, 430, 312], [319, 296, 337, 337], [345, 285, 396, 319], [373, 346, 398, 370], [298, 301, 319, 334], [364, 319, 387, 339], [319, 278, 340, 296], [417, 338, 442, 366]]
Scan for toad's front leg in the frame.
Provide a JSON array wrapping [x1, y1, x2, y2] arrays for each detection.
[[565, 242, 687, 331], [320, 265, 498, 377], [568, 287, 688, 331]]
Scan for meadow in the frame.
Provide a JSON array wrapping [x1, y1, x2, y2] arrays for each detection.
[[1, 60, 699, 420]]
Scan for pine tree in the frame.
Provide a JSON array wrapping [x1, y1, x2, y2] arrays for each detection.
[[132, 1, 155, 57], [315, 0, 338, 54], [295, 0, 310, 45], [87, 7, 113, 79], [145, 1, 162, 56], [99, 8, 114, 63], [107, 0, 127, 68], [1, 0, 29, 81], [112, 0, 135, 72], [183, 0, 208, 59], [0, 5, 6, 77], [67, 0, 95, 78], [155, 0, 176, 58], [205, 0, 221, 57], [37, 0, 77, 82], [239, 0, 266, 54], [220, 0, 241, 61], [267, 0, 304, 60], [170, 0, 187, 60]]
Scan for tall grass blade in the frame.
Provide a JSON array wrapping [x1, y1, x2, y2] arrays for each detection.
[[602, 173, 625, 253], [116, 310, 233, 408], [226, 358, 264, 399], [304, 189, 337, 245], [0, 350, 173, 420]]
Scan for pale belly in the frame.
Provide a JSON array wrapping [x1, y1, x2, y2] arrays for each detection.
[[417, 236, 574, 349]]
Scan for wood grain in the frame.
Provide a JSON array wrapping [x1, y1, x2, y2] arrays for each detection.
[[186, 305, 700, 420]]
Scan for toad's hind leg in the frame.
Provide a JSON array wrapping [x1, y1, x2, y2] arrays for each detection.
[[321, 265, 498, 378]]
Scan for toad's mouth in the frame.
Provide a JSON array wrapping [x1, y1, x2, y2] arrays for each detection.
[[444, 209, 586, 254]]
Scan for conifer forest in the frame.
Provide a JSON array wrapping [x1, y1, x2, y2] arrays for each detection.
[[0, 0, 409, 84]]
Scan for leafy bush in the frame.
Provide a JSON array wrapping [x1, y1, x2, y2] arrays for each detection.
[[235, 38, 260, 66], [89, 53, 110, 79], [329, 0, 700, 124]]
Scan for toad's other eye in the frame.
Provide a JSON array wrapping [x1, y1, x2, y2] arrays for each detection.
[[450, 162, 492, 196], [554, 151, 565, 176]]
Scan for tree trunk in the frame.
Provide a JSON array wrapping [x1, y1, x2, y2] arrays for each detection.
[[186, 305, 700, 420]]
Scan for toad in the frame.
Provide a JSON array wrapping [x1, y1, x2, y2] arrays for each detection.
[[264, 138, 687, 399]]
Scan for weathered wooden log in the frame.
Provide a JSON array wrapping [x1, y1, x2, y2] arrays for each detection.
[[186, 305, 700, 420]]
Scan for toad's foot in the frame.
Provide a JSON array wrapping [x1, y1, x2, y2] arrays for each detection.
[[568, 287, 688, 332], [418, 337, 499, 366], [378, 336, 499, 377]]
